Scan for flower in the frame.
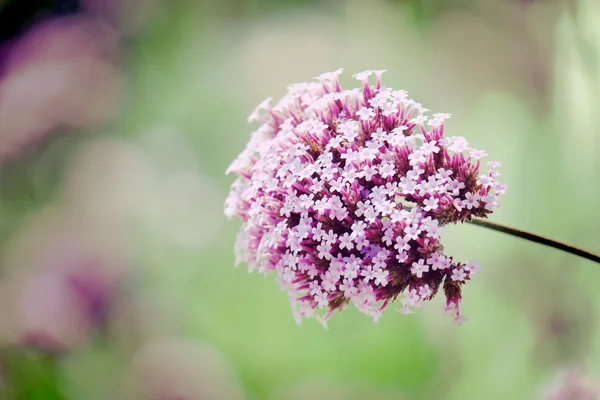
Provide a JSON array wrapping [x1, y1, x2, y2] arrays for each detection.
[[0, 14, 120, 162], [225, 69, 505, 326], [541, 368, 599, 400], [0, 210, 129, 353], [121, 338, 245, 400]]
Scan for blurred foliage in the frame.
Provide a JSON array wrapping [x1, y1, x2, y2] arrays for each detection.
[[0, 0, 80, 41], [388, 0, 472, 29], [0, 347, 68, 400]]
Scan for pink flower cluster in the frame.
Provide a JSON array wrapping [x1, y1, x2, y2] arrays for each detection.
[[225, 69, 506, 326]]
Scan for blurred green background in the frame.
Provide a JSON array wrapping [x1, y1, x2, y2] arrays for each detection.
[[0, 0, 599, 399]]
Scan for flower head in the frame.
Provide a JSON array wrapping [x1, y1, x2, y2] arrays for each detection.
[[225, 69, 505, 326]]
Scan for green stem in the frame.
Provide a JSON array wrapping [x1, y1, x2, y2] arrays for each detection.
[[467, 219, 600, 265]]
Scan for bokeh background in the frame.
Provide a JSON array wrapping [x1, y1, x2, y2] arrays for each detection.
[[0, 0, 599, 399]]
